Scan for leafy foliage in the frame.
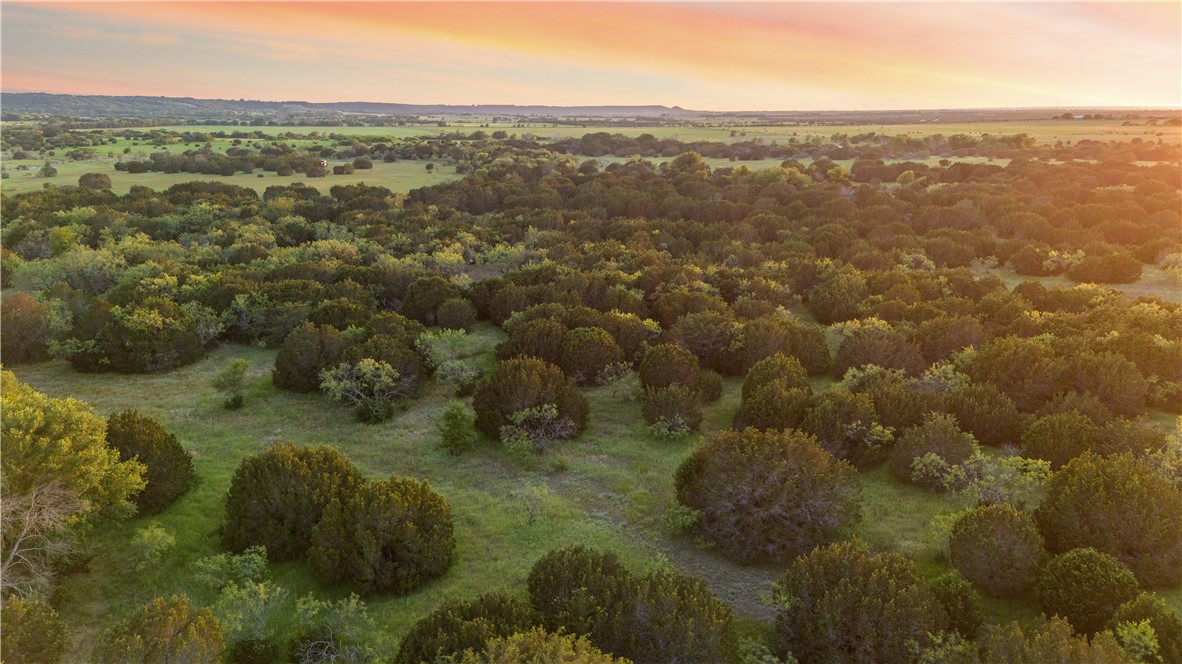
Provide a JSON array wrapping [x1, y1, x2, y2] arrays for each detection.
[[93, 595, 224, 664], [395, 590, 539, 664], [949, 503, 1046, 597], [106, 409, 194, 516], [472, 357, 588, 440], [272, 323, 346, 393], [0, 596, 67, 664], [1037, 548, 1140, 635]]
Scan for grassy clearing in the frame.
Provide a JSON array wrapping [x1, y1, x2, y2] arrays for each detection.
[[976, 265, 1182, 304]]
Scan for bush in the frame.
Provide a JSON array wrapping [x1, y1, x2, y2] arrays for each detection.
[[472, 357, 588, 440], [1108, 593, 1182, 664], [981, 616, 1132, 663], [272, 323, 346, 392], [1021, 412, 1100, 469], [496, 318, 566, 364], [641, 384, 702, 436], [623, 569, 734, 663], [948, 382, 1025, 447], [527, 547, 634, 655], [890, 413, 978, 489], [93, 596, 224, 664], [1036, 452, 1182, 587], [320, 358, 414, 422], [402, 275, 460, 325], [394, 590, 539, 664], [221, 443, 361, 560], [1, 292, 51, 364], [212, 358, 250, 408], [675, 428, 860, 564], [801, 388, 892, 466], [929, 572, 981, 638], [1, 597, 66, 664], [437, 297, 477, 331], [949, 503, 1046, 597], [637, 343, 700, 391], [558, 327, 624, 385], [833, 325, 926, 378], [732, 382, 811, 431], [78, 172, 113, 189], [1037, 548, 1140, 635], [455, 627, 623, 664], [106, 409, 195, 516], [439, 401, 478, 454], [741, 352, 810, 400], [697, 369, 723, 403], [772, 541, 948, 664], [309, 476, 454, 595]]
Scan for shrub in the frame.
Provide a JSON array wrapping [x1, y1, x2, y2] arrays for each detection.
[[291, 594, 374, 663], [394, 590, 539, 664], [668, 309, 740, 374], [1037, 548, 1139, 635], [642, 384, 702, 435], [340, 334, 428, 392], [949, 503, 1046, 597], [890, 413, 978, 489], [732, 382, 812, 432], [93, 596, 224, 664], [738, 315, 830, 375], [772, 541, 948, 664], [558, 327, 624, 385], [402, 275, 460, 326], [623, 569, 734, 663], [1108, 593, 1182, 664], [948, 382, 1025, 447], [1036, 453, 1182, 587], [500, 404, 578, 455], [272, 323, 346, 392], [455, 627, 623, 664], [221, 443, 361, 560], [439, 401, 478, 454], [106, 409, 195, 516], [929, 572, 981, 638], [1020, 412, 1100, 470], [472, 358, 588, 440], [212, 358, 250, 409], [496, 318, 566, 364], [309, 476, 454, 595], [637, 343, 700, 391], [78, 172, 113, 189], [801, 388, 892, 466], [528, 547, 634, 654], [675, 428, 860, 564], [320, 358, 415, 422], [741, 352, 809, 400], [981, 616, 1132, 664], [1, 596, 67, 664], [833, 325, 926, 378], [1, 292, 51, 364], [437, 297, 477, 331], [696, 369, 723, 403]]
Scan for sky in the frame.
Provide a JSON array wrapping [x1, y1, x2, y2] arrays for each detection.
[[2, 2, 1179, 111]]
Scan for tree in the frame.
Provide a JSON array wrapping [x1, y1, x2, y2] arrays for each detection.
[[623, 569, 734, 663], [93, 595, 224, 664], [948, 382, 1025, 447], [78, 172, 113, 190], [106, 409, 194, 516], [402, 275, 460, 326], [733, 381, 812, 432], [949, 503, 1046, 597], [1, 292, 51, 364], [1108, 593, 1182, 664], [496, 318, 565, 364], [833, 325, 926, 379], [801, 388, 892, 466], [472, 357, 588, 440], [527, 546, 634, 655], [212, 358, 249, 409], [395, 590, 539, 664], [981, 616, 1133, 664], [437, 297, 477, 331], [1037, 548, 1140, 635], [291, 593, 375, 663], [37, 162, 57, 177], [1021, 412, 1100, 470], [1, 371, 144, 597], [1036, 453, 1182, 587], [668, 309, 739, 374], [674, 428, 860, 564], [558, 327, 624, 385], [772, 541, 948, 664], [455, 627, 624, 664], [961, 336, 1057, 410], [890, 413, 978, 489], [642, 384, 702, 437], [439, 401, 478, 454], [320, 358, 415, 422], [309, 476, 454, 595], [221, 443, 361, 560], [929, 572, 981, 638], [638, 343, 700, 392], [1, 596, 67, 664], [272, 323, 346, 393]]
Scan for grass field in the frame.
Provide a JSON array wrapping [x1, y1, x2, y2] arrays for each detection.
[[977, 265, 1182, 304]]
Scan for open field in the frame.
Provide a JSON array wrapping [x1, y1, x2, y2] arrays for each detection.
[[978, 265, 1182, 304]]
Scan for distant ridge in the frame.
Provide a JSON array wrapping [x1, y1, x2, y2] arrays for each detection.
[[0, 92, 699, 118]]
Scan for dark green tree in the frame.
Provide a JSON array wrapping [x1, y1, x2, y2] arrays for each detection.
[[558, 327, 624, 385], [106, 409, 194, 516], [272, 323, 346, 392], [1036, 548, 1140, 635], [472, 357, 589, 440], [394, 590, 539, 664], [949, 503, 1046, 597]]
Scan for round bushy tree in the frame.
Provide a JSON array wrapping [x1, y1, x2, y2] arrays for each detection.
[[623, 569, 734, 663], [949, 503, 1047, 597], [221, 443, 361, 560], [0, 597, 66, 664], [642, 384, 702, 435], [1108, 593, 1182, 664], [558, 327, 624, 385], [948, 382, 1025, 447], [1036, 452, 1182, 587], [1036, 548, 1139, 635], [638, 343, 700, 392], [310, 476, 454, 595], [1, 292, 51, 364], [890, 413, 978, 489], [496, 318, 566, 364], [472, 358, 589, 440], [741, 353, 810, 401], [929, 572, 981, 638], [106, 409, 194, 516], [981, 616, 1133, 664], [732, 382, 812, 432], [457, 628, 623, 664], [834, 325, 926, 379], [801, 388, 890, 466], [402, 275, 460, 326], [675, 428, 860, 564], [272, 323, 346, 392], [773, 541, 949, 664], [93, 596, 224, 664], [436, 297, 476, 331], [1021, 412, 1100, 470], [527, 547, 635, 655], [394, 590, 539, 664]]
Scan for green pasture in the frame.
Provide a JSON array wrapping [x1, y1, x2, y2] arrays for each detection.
[[977, 265, 1182, 304]]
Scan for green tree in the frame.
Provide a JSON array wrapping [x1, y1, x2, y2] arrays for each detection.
[[106, 409, 194, 516], [801, 388, 892, 466], [402, 275, 460, 326], [211, 358, 249, 409], [527, 546, 634, 655], [472, 357, 588, 440], [949, 503, 1046, 597], [928, 572, 981, 638], [623, 569, 734, 663], [1037, 548, 1140, 635], [890, 413, 978, 489], [675, 428, 860, 564], [981, 616, 1132, 664], [221, 443, 361, 560], [0, 596, 67, 664], [1036, 453, 1182, 587], [93, 595, 224, 664], [309, 476, 454, 595], [496, 318, 566, 364], [320, 358, 414, 422], [437, 297, 477, 331], [272, 323, 346, 392], [1021, 412, 1100, 470], [1108, 593, 1182, 664], [948, 382, 1025, 447], [638, 343, 701, 392], [642, 384, 703, 437], [732, 382, 812, 432], [559, 327, 625, 385], [78, 172, 113, 190], [772, 540, 948, 664], [395, 590, 539, 664], [1, 292, 51, 364], [439, 401, 478, 454], [454, 627, 624, 664]]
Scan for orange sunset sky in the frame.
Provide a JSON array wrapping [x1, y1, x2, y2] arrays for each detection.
[[2, 2, 1179, 111]]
